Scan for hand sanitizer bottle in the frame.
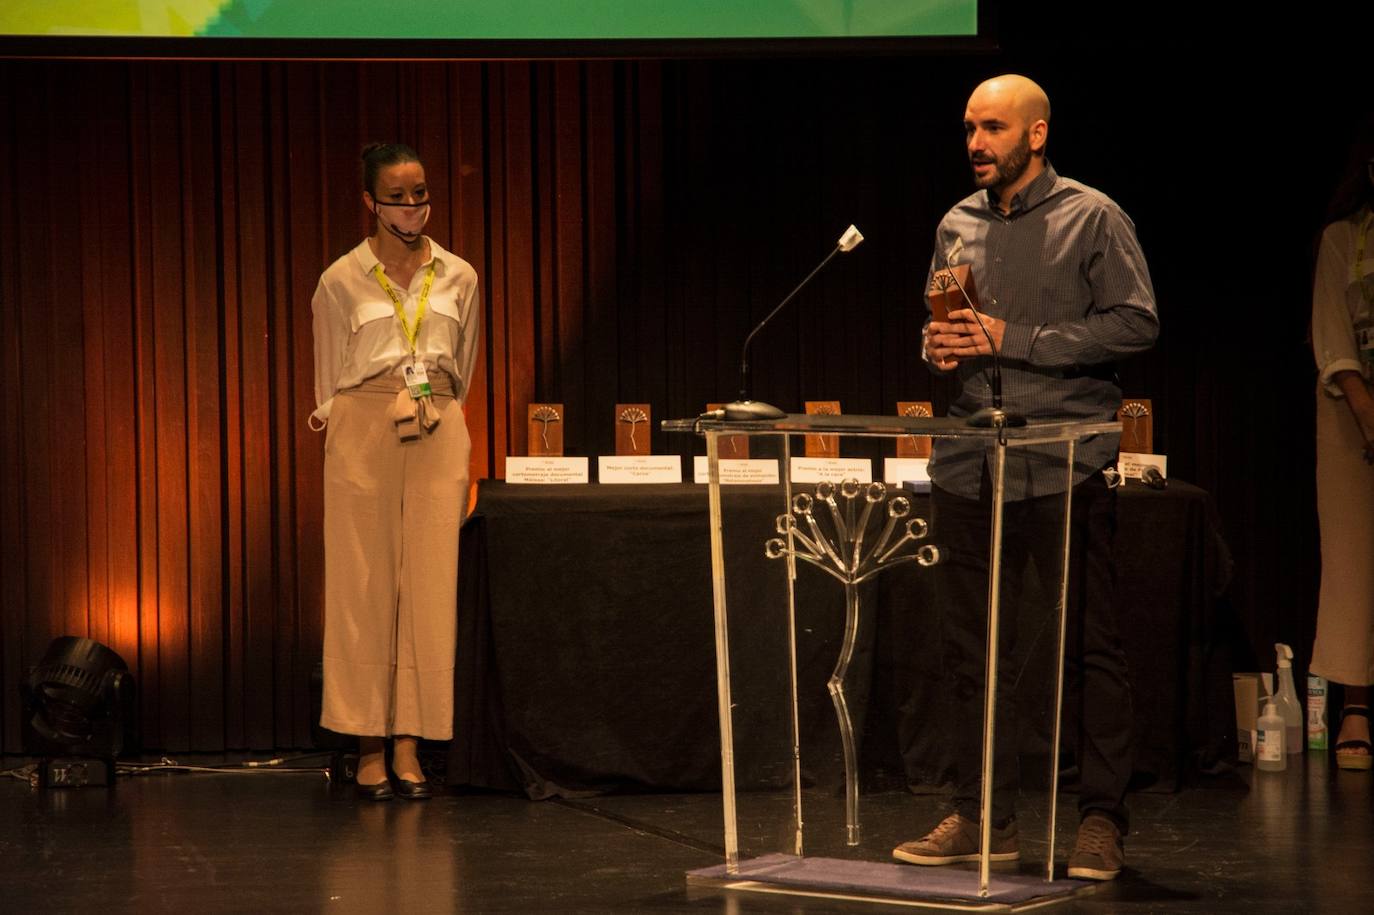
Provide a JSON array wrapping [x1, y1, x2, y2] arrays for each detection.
[[1256, 696, 1287, 772]]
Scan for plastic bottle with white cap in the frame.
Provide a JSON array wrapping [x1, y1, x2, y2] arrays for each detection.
[[1274, 643, 1303, 755], [1256, 694, 1287, 772]]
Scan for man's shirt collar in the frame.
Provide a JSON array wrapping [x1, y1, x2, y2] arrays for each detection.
[[986, 162, 1059, 216]]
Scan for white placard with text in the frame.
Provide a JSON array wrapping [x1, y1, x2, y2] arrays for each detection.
[[883, 458, 930, 485], [789, 457, 874, 484], [692, 457, 781, 485], [1117, 452, 1167, 480], [597, 455, 683, 484], [505, 457, 590, 484]]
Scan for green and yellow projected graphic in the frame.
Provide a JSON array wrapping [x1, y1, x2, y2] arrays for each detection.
[[1, 1, 977, 40], [0, 1, 223, 36]]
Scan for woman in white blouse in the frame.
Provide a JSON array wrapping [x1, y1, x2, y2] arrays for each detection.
[[1311, 136, 1374, 771], [311, 142, 480, 799]]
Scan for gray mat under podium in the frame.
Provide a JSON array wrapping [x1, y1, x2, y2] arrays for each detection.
[[688, 853, 1094, 911]]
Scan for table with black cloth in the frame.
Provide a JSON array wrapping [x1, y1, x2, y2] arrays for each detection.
[[447, 478, 1233, 800]]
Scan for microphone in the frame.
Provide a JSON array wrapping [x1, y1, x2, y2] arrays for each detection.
[[722, 225, 865, 422], [938, 251, 1025, 429]]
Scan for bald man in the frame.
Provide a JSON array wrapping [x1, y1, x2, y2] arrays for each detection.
[[893, 75, 1158, 880]]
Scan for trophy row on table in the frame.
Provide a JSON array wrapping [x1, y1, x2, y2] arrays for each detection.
[[504, 400, 1161, 485]]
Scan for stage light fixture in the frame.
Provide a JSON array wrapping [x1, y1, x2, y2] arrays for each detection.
[[21, 636, 136, 788]]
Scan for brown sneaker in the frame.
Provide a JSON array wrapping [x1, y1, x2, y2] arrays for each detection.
[[892, 813, 1020, 865], [1067, 814, 1124, 880]]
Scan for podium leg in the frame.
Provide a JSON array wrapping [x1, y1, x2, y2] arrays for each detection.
[[978, 440, 1009, 897], [706, 432, 740, 872], [781, 434, 805, 857], [1045, 441, 1076, 881]]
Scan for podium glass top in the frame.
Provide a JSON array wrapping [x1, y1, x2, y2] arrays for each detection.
[[662, 413, 1121, 441]]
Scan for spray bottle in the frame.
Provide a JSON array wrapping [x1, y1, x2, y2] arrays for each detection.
[[1274, 643, 1303, 755], [1256, 694, 1287, 771]]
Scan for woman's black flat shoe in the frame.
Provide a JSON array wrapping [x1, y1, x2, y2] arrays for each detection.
[[394, 778, 432, 800], [355, 779, 395, 801]]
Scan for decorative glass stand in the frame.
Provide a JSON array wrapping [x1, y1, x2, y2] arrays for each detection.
[[766, 478, 941, 848], [663, 413, 1120, 912]]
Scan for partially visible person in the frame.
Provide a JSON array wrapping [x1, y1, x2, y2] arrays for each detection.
[[1310, 130, 1374, 772], [311, 142, 480, 800]]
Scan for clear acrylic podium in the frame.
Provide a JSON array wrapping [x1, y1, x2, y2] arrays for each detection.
[[662, 412, 1120, 910]]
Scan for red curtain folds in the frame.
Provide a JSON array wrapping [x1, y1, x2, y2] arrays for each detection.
[[1, 52, 1338, 753], [0, 59, 688, 752]]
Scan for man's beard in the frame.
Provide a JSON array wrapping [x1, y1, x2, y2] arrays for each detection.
[[973, 129, 1032, 191]]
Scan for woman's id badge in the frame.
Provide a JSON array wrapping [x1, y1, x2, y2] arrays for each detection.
[[404, 362, 432, 399]]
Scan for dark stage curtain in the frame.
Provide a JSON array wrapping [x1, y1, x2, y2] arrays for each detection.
[[0, 40, 1365, 753]]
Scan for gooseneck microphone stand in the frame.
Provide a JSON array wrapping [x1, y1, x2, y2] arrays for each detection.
[[720, 225, 864, 422], [940, 254, 1025, 429]]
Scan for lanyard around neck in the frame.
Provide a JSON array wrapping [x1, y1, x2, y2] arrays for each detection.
[[371, 260, 436, 354]]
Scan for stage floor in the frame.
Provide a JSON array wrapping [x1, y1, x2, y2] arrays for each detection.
[[1, 752, 1369, 913]]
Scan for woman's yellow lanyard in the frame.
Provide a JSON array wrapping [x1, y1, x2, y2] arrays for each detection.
[[372, 261, 436, 398]]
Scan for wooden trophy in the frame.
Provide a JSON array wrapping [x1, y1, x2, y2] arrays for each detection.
[[615, 403, 652, 455], [896, 402, 933, 458], [527, 404, 564, 456], [804, 401, 841, 457], [1118, 399, 1153, 454], [928, 263, 978, 322], [706, 403, 749, 458]]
